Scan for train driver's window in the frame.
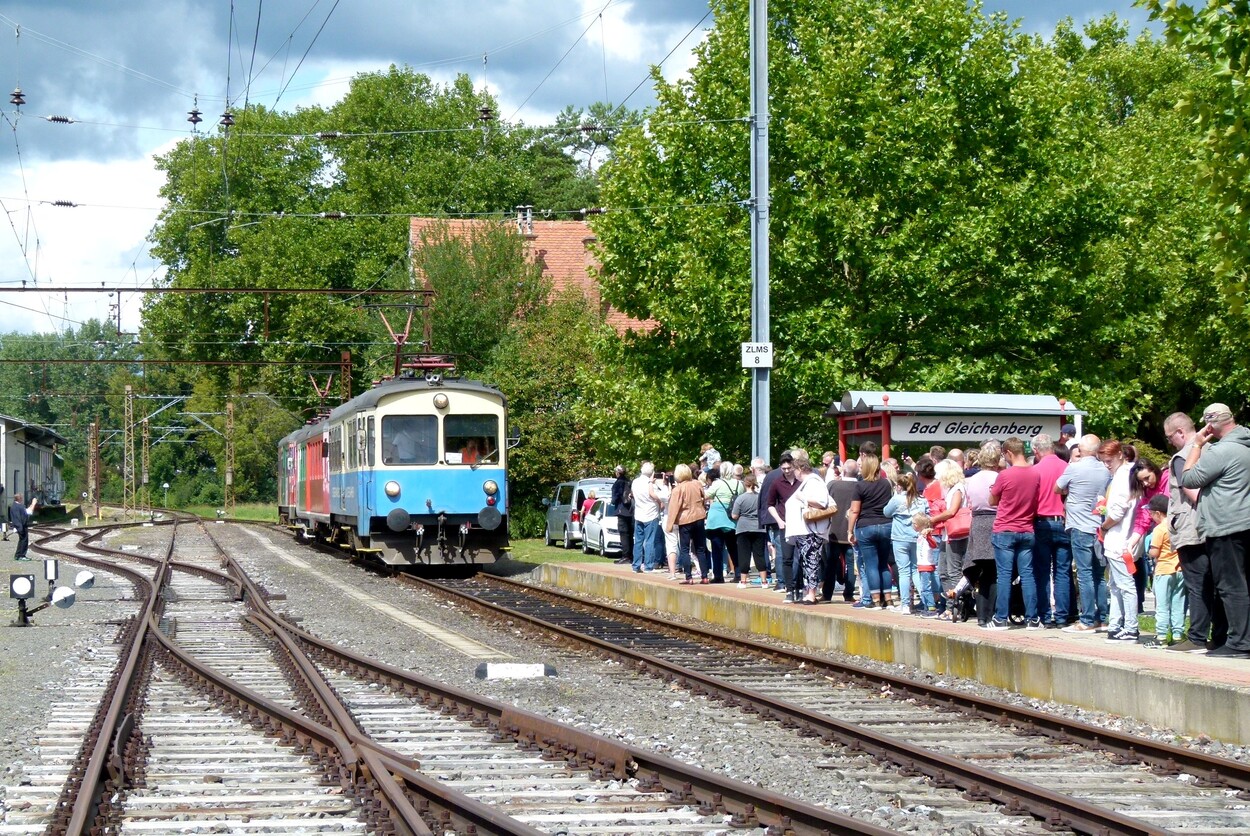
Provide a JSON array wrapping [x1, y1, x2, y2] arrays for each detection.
[[382, 416, 437, 465], [444, 415, 499, 464]]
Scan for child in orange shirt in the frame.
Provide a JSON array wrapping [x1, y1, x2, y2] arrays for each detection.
[[1145, 494, 1185, 648]]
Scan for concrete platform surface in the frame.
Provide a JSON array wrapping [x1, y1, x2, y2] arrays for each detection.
[[534, 561, 1250, 745]]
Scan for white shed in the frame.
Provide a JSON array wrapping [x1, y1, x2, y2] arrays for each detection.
[[0, 415, 66, 506]]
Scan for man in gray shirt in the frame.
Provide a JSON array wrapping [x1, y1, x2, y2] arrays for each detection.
[[1178, 403, 1250, 659], [1165, 411, 1224, 653], [1056, 435, 1111, 631]]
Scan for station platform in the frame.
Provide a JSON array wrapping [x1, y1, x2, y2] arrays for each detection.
[[532, 561, 1250, 745]]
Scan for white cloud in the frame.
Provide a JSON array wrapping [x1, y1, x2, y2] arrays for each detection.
[[0, 151, 169, 334]]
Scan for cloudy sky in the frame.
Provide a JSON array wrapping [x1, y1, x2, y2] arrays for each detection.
[[0, 0, 1150, 336]]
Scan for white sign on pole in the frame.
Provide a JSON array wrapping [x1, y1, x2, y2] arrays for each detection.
[[741, 342, 773, 368], [889, 415, 1060, 443]]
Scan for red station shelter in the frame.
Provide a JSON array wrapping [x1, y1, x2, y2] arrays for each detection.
[[827, 391, 1087, 463]]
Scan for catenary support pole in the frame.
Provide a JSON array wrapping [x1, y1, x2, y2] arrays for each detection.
[[749, 0, 771, 463]]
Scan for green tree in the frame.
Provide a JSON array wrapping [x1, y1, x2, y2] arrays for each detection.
[[591, 0, 1235, 449], [1141, 0, 1250, 309], [479, 289, 605, 534], [412, 220, 549, 372]]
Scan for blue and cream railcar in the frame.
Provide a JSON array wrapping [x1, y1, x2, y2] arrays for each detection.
[[278, 375, 509, 567]]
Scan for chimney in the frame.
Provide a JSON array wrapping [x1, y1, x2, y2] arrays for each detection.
[[524, 205, 534, 235], [515, 205, 525, 234]]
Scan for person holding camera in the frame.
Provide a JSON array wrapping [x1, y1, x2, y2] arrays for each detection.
[[1178, 403, 1250, 659]]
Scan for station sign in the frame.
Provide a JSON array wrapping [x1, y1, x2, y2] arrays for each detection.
[[741, 342, 773, 368], [889, 414, 1061, 443]]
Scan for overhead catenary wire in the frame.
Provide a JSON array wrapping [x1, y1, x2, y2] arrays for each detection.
[[245, 0, 264, 108], [271, 0, 340, 110], [616, 6, 714, 113], [508, 0, 613, 121], [0, 3, 717, 338]]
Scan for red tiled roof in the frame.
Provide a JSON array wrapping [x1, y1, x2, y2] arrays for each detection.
[[409, 217, 653, 335]]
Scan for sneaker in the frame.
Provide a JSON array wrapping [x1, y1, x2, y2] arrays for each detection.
[[1044, 621, 1061, 630], [984, 618, 1010, 631], [887, 604, 911, 614], [851, 600, 872, 608], [1026, 618, 1043, 630], [1141, 637, 1168, 649], [1206, 644, 1250, 659], [667, 573, 678, 581], [14, 555, 29, 561], [1166, 639, 1208, 653], [1113, 629, 1140, 642], [919, 609, 943, 619], [737, 581, 748, 589], [1063, 622, 1098, 633], [632, 567, 643, 573], [1105, 627, 1123, 641]]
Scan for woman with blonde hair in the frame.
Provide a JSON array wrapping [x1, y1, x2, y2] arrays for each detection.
[[665, 464, 709, 584], [846, 447, 895, 608], [930, 458, 970, 617]]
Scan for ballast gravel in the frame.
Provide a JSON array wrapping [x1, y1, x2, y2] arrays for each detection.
[[4, 520, 1248, 834]]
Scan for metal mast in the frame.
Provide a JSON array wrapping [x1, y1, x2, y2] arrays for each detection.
[[749, 0, 771, 462], [224, 401, 236, 517], [123, 385, 136, 518]]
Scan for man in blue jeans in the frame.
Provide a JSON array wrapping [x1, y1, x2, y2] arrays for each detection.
[[630, 462, 662, 572], [1056, 435, 1111, 632], [987, 437, 1041, 629], [1031, 433, 1073, 626]]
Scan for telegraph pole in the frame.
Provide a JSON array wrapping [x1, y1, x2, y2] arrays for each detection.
[[748, 0, 771, 462]]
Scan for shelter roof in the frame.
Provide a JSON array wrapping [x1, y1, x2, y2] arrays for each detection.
[[0, 414, 68, 445], [827, 391, 1086, 418]]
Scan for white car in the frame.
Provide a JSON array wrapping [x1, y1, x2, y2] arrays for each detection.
[[580, 498, 621, 556], [543, 478, 614, 548]]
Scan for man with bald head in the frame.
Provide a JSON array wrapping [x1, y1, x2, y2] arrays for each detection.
[[1179, 404, 1250, 658], [1164, 411, 1224, 652], [1056, 435, 1110, 632]]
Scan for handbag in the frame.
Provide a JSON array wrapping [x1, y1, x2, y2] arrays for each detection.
[[945, 503, 971, 539], [802, 501, 838, 522]]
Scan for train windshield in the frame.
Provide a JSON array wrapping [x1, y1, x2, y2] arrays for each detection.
[[382, 416, 437, 465], [444, 415, 499, 465]]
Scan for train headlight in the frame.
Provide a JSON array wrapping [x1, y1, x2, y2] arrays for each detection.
[[384, 480, 401, 498], [433, 393, 449, 409], [482, 480, 498, 496]]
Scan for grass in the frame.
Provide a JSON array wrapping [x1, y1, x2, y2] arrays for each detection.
[[184, 502, 278, 523], [502, 538, 615, 569]]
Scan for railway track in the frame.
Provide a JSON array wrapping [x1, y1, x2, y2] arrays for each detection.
[[4, 520, 900, 836], [416, 574, 1250, 836]]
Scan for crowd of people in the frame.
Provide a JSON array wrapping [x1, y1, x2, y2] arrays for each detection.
[[606, 403, 1250, 660]]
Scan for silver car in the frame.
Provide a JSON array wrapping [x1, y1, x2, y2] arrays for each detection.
[[580, 498, 621, 555], [543, 478, 614, 548]]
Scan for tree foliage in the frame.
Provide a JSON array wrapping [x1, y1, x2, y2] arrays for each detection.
[[590, 0, 1244, 459], [1141, 0, 1250, 310], [413, 220, 549, 372]]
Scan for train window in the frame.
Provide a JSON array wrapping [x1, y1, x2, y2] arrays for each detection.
[[382, 416, 437, 465], [444, 415, 499, 465], [367, 417, 375, 467]]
